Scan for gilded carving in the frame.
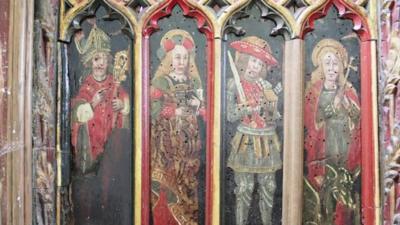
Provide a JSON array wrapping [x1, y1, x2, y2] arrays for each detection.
[[33, 0, 58, 225], [382, 29, 400, 225], [383, 32, 400, 98], [36, 152, 56, 225], [49, 1, 379, 225]]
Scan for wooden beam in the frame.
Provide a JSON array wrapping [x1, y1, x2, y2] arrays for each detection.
[[282, 38, 304, 225]]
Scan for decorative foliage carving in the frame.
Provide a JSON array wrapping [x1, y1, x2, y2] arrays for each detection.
[[284, 0, 308, 18], [143, 0, 213, 36], [50, 0, 377, 225], [299, 0, 370, 40], [376, 0, 400, 223], [223, 9, 248, 38], [59, 0, 141, 41], [380, 0, 400, 221], [205, 0, 230, 15], [33, 0, 58, 225], [35, 152, 55, 225], [223, 0, 292, 39], [383, 124, 400, 192], [58, 0, 374, 48], [258, 2, 292, 37], [127, 0, 150, 19], [382, 122, 400, 225]]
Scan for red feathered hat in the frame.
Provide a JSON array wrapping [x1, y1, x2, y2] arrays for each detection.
[[230, 36, 278, 66]]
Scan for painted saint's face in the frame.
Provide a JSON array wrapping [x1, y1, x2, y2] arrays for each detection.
[[92, 52, 108, 81], [245, 55, 264, 80], [171, 45, 189, 75], [322, 51, 341, 83]]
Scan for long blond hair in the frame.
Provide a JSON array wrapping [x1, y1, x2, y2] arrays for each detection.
[[307, 39, 349, 91]]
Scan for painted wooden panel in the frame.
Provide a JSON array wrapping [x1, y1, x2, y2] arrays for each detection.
[[302, 7, 362, 225], [65, 4, 134, 224], [220, 2, 285, 225], [49, 1, 379, 225], [142, 3, 214, 224]]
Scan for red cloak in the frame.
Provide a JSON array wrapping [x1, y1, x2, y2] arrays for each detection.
[[71, 74, 128, 160], [304, 80, 361, 190]]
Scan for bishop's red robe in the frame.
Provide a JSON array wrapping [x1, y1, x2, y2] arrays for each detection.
[[71, 74, 128, 161]]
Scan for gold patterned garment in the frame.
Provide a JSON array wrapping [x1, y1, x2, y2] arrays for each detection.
[[151, 74, 203, 225]]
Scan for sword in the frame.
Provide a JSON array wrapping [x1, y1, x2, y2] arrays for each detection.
[[228, 51, 247, 103]]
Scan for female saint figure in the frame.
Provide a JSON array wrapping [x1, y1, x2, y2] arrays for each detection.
[[304, 39, 361, 225], [150, 29, 206, 225]]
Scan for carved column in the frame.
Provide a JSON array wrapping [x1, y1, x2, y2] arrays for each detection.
[[282, 38, 304, 225], [5, 0, 34, 224], [32, 0, 59, 224], [0, 0, 11, 224]]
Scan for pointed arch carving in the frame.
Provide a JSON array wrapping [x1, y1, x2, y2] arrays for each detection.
[[298, 0, 371, 40], [49, 0, 381, 225], [222, 0, 294, 40], [299, 2, 376, 225], [56, 1, 138, 225], [219, 1, 291, 224], [142, 0, 214, 36], [140, 1, 215, 225], [59, 0, 139, 42]]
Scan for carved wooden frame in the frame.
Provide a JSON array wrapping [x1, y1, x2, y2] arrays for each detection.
[[57, 1, 141, 224], [141, 1, 215, 225], [54, 0, 380, 225], [380, 0, 400, 223], [298, 1, 378, 224]]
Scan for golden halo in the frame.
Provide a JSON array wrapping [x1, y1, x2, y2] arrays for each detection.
[[311, 39, 348, 67]]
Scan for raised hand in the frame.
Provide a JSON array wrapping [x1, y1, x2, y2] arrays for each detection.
[[91, 88, 106, 108]]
